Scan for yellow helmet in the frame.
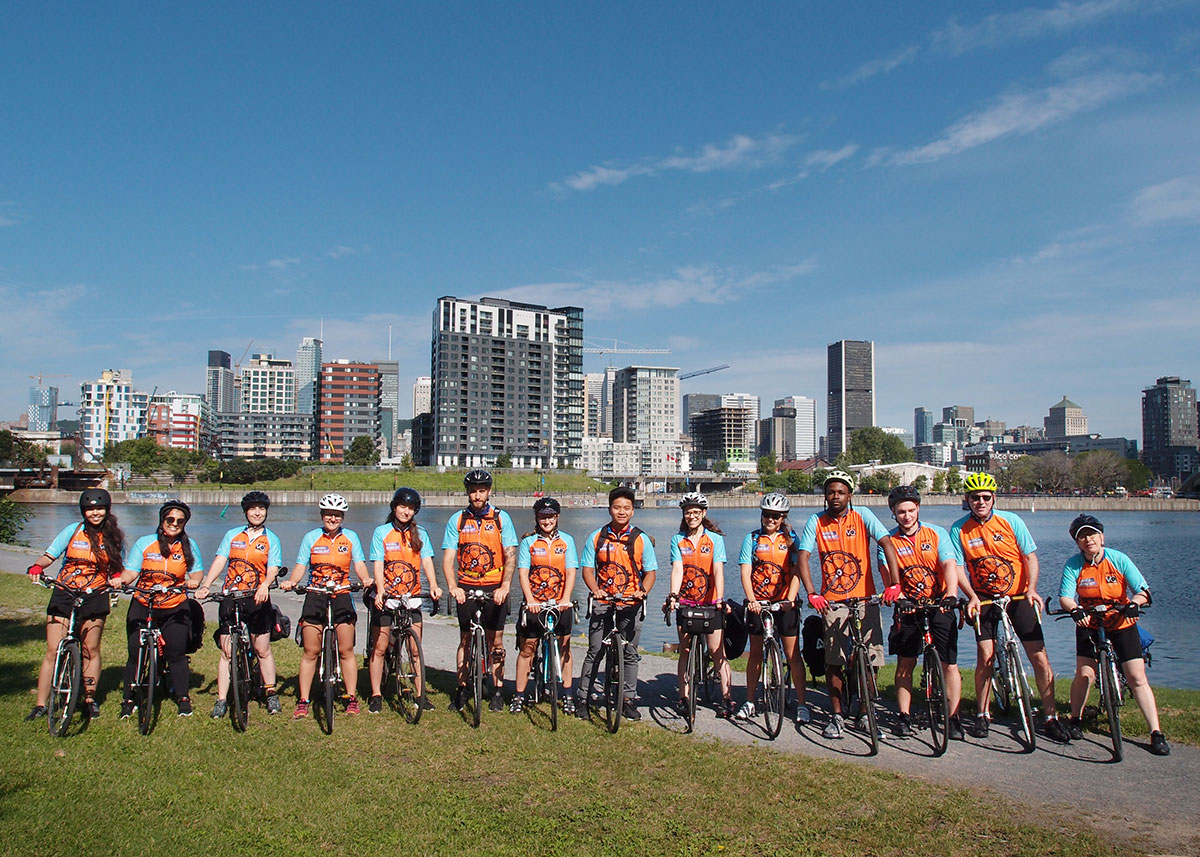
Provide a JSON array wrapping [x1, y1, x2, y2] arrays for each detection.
[[963, 472, 998, 494]]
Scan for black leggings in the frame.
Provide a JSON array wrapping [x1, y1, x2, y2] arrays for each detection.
[[124, 604, 192, 702]]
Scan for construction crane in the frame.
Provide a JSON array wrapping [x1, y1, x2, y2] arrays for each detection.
[[29, 373, 71, 386], [679, 364, 730, 381], [583, 338, 670, 368]]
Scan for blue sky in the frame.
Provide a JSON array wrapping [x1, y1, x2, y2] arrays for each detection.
[[2, 1, 1198, 441]]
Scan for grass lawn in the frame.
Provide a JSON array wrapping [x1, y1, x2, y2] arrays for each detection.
[[0, 573, 1167, 857], [175, 471, 611, 494]]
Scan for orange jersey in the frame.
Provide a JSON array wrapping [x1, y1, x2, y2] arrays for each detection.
[[373, 523, 433, 597], [671, 530, 725, 605], [585, 525, 657, 599], [128, 534, 201, 609], [56, 524, 114, 592], [447, 509, 516, 587], [218, 527, 281, 592], [880, 523, 954, 601], [519, 532, 577, 603], [741, 529, 798, 602], [298, 528, 365, 589], [950, 510, 1036, 598], [799, 508, 890, 601], [1060, 548, 1148, 633]]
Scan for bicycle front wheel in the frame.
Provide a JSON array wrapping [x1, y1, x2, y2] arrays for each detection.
[[603, 632, 624, 734], [229, 634, 249, 732], [397, 628, 425, 725], [546, 637, 561, 732], [685, 635, 701, 732], [470, 627, 486, 728], [320, 629, 338, 735], [854, 647, 879, 756], [48, 640, 82, 737], [138, 642, 157, 736], [990, 644, 1011, 714], [1100, 647, 1123, 762], [762, 637, 785, 739], [1006, 640, 1036, 753], [923, 647, 949, 757]]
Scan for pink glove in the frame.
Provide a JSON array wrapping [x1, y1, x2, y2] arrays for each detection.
[[808, 593, 829, 611], [27, 564, 42, 577], [882, 584, 903, 605]]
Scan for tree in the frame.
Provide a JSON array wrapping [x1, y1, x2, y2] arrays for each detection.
[[345, 435, 380, 466], [0, 497, 30, 544], [1009, 456, 1039, 492], [0, 430, 13, 462], [1035, 452, 1073, 494], [1073, 450, 1126, 493], [945, 467, 963, 494], [713, 459, 729, 474], [932, 471, 946, 494], [785, 469, 812, 494], [843, 427, 912, 466], [1122, 457, 1153, 491], [400, 453, 414, 471], [496, 452, 513, 469], [757, 452, 777, 478], [912, 474, 929, 493]]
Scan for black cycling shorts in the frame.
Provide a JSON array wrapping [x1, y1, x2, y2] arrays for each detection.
[[1076, 623, 1143, 664], [47, 587, 111, 622], [975, 598, 1043, 644], [217, 596, 274, 636], [516, 605, 574, 640], [456, 585, 509, 632], [300, 591, 357, 627], [745, 604, 799, 638], [891, 609, 958, 665]]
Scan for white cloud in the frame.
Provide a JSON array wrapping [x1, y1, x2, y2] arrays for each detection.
[[889, 71, 1160, 165], [822, 45, 920, 90], [1130, 175, 1200, 224], [806, 144, 860, 170], [241, 256, 302, 274], [327, 245, 359, 259], [551, 133, 800, 194]]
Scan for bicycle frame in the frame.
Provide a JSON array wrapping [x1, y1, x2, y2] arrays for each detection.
[[974, 594, 1037, 751], [835, 596, 882, 755], [746, 599, 791, 739], [588, 595, 643, 733], [125, 584, 188, 736], [34, 577, 93, 736], [295, 581, 360, 734]]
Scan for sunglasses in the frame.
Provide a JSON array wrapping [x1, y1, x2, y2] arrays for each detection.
[[761, 512, 784, 520], [969, 494, 994, 502], [163, 516, 186, 525]]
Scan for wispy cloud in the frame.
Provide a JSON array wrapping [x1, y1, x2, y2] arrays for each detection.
[[241, 256, 302, 274], [551, 133, 800, 194], [1130, 174, 1200, 224], [327, 245, 360, 259], [823, 46, 920, 90], [887, 71, 1160, 165]]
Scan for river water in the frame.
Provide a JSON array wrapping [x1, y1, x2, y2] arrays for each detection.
[[17, 502, 1200, 689]]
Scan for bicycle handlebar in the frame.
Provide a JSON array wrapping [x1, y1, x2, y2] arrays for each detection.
[[205, 581, 280, 603], [294, 581, 363, 595], [745, 599, 794, 611]]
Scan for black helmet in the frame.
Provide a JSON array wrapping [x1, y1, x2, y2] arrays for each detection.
[[79, 487, 111, 514], [391, 487, 422, 512], [158, 499, 191, 525], [1069, 514, 1104, 539], [241, 491, 271, 513], [533, 497, 561, 516], [888, 485, 921, 509], [463, 469, 493, 488]]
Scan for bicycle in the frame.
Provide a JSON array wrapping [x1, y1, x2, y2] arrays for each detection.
[[32, 576, 101, 737], [834, 595, 883, 756], [294, 580, 361, 735], [744, 599, 792, 739], [522, 600, 576, 731], [587, 594, 643, 734], [894, 598, 954, 757], [451, 588, 497, 728], [379, 593, 431, 724], [205, 582, 278, 732], [125, 584, 189, 736], [666, 600, 724, 733], [973, 594, 1036, 753]]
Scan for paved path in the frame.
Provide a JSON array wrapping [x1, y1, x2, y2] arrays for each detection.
[[4, 543, 1195, 855]]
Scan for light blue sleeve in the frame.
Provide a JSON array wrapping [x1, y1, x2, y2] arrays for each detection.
[[998, 510, 1037, 554], [638, 533, 659, 571], [417, 525, 435, 559], [265, 529, 283, 567], [562, 533, 579, 569], [930, 523, 955, 563], [796, 514, 819, 553], [738, 532, 756, 565], [1059, 555, 1084, 599], [295, 529, 320, 567], [948, 516, 967, 565], [711, 532, 727, 563], [858, 507, 891, 542], [1108, 549, 1150, 594], [345, 530, 366, 563], [370, 524, 389, 562], [517, 535, 534, 571], [498, 510, 519, 547], [669, 533, 684, 563], [127, 535, 156, 572], [215, 527, 236, 558], [442, 512, 462, 551], [44, 523, 80, 559], [187, 538, 204, 573], [875, 526, 898, 568], [580, 528, 600, 568]]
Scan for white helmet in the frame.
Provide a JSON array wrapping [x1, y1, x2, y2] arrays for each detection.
[[319, 493, 349, 513], [823, 469, 856, 493], [760, 492, 790, 513], [679, 491, 708, 509]]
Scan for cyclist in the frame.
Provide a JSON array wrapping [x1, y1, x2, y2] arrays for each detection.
[[950, 472, 1069, 742], [196, 491, 284, 717], [1058, 514, 1169, 756], [442, 470, 518, 713], [280, 493, 371, 718], [665, 492, 733, 718], [118, 500, 204, 718], [736, 491, 809, 724], [878, 484, 969, 740], [576, 486, 658, 721], [796, 470, 902, 740], [511, 497, 578, 714], [366, 487, 441, 714], [25, 488, 126, 722]]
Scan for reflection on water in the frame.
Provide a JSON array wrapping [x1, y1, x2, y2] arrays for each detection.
[[16, 502, 1200, 689]]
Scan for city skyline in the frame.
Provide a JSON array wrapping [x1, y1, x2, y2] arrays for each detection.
[[2, 3, 1198, 441]]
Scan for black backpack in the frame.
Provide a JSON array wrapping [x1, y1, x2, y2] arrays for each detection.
[[801, 613, 826, 678]]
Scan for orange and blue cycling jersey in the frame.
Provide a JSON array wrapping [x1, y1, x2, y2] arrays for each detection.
[[670, 529, 727, 605], [44, 523, 114, 592], [296, 527, 366, 588], [949, 509, 1036, 598], [215, 525, 283, 592], [1060, 547, 1148, 633], [370, 522, 435, 597], [441, 506, 518, 587], [127, 534, 204, 609], [517, 532, 578, 602], [581, 525, 658, 599], [738, 528, 799, 601], [876, 523, 954, 600], [797, 506, 890, 601]]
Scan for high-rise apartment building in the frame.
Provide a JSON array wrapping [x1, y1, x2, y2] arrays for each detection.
[[412, 376, 432, 417], [318, 360, 381, 462], [943, 405, 974, 425], [79, 369, 148, 459], [599, 366, 618, 437], [206, 350, 238, 414], [683, 394, 721, 434], [914, 407, 934, 446], [431, 296, 583, 469], [612, 366, 681, 444], [148, 392, 212, 451], [217, 412, 315, 460], [775, 395, 816, 459], [827, 340, 875, 460], [692, 397, 759, 469], [1142, 376, 1200, 479], [1044, 396, 1088, 438], [27, 385, 59, 431], [240, 354, 295, 414], [295, 337, 323, 417], [376, 360, 399, 457], [583, 372, 604, 438]]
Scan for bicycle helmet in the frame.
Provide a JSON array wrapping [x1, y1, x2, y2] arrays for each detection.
[[823, 470, 856, 493], [158, 499, 191, 524], [390, 487, 421, 512], [888, 485, 921, 509], [318, 493, 349, 513], [463, 469, 493, 488], [533, 497, 561, 516], [79, 487, 111, 513], [1069, 514, 1104, 539], [241, 490, 271, 512], [679, 491, 708, 509], [963, 472, 998, 494], [760, 492, 790, 513]]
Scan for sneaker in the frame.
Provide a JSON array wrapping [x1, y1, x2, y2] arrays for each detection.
[[489, 693, 504, 712], [450, 686, 466, 712], [211, 700, 228, 719], [1045, 717, 1070, 743], [84, 699, 100, 720], [715, 698, 735, 719], [622, 699, 641, 721], [292, 700, 310, 720], [974, 714, 990, 738], [1149, 730, 1171, 756], [855, 714, 886, 742], [948, 716, 965, 741], [345, 698, 361, 716], [575, 697, 591, 719], [822, 713, 845, 739], [368, 695, 383, 714], [673, 698, 690, 718], [509, 695, 525, 714], [795, 704, 812, 725], [1067, 717, 1084, 741], [120, 700, 136, 719], [562, 696, 576, 716], [894, 713, 913, 738], [177, 697, 193, 717], [735, 700, 757, 721], [24, 705, 47, 722], [419, 696, 435, 711], [266, 694, 282, 715]]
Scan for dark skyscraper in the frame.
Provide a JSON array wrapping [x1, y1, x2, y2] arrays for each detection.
[[914, 407, 934, 446], [1142, 376, 1199, 480], [827, 340, 874, 460]]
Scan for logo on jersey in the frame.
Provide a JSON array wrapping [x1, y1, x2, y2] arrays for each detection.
[[992, 533, 1005, 543]]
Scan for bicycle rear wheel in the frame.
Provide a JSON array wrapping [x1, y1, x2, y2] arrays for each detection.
[[602, 632, 624, 734], [1006, 640, 1036, 752], [762, 637, 785, 739], [546, 637, 560, 732], [138, 643, 157, 736], [923, 647, 949, 757], [229, 634, 249, 732], [853, 648, 879, 756], [470, 627, 486, 728], [48, 640, 82, 737], [1099, 647, 1123, 762], [320, 629, 337, 735], [397, 628, 424, 725]]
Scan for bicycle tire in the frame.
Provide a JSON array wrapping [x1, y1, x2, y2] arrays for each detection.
[[853, 646, 879, 756], [397, 628, 424, 725], [547, 636, 560, 732], [1100, 647, 1123, 762], [470, 626, 486, 728], [762, 636, 785, 739], [229, 633, 249, 732], [1006, 640, 1036, 752], [684, 634, 701, 732], [603, 631, 624, 734], [320, 628, 337, 735], [48, 640, 82, 737], [529, 637, 544, 705], [138, 642, 157, 736], [923, 646, 950, 757], [702, 649, 717, 706], [990, 644, 1011, 714]]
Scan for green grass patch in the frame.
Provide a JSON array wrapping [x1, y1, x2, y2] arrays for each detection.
[[179, 470, 611, 494]]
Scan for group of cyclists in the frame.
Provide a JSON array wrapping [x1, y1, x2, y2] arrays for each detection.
[[21, 468, 1171, 756]]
